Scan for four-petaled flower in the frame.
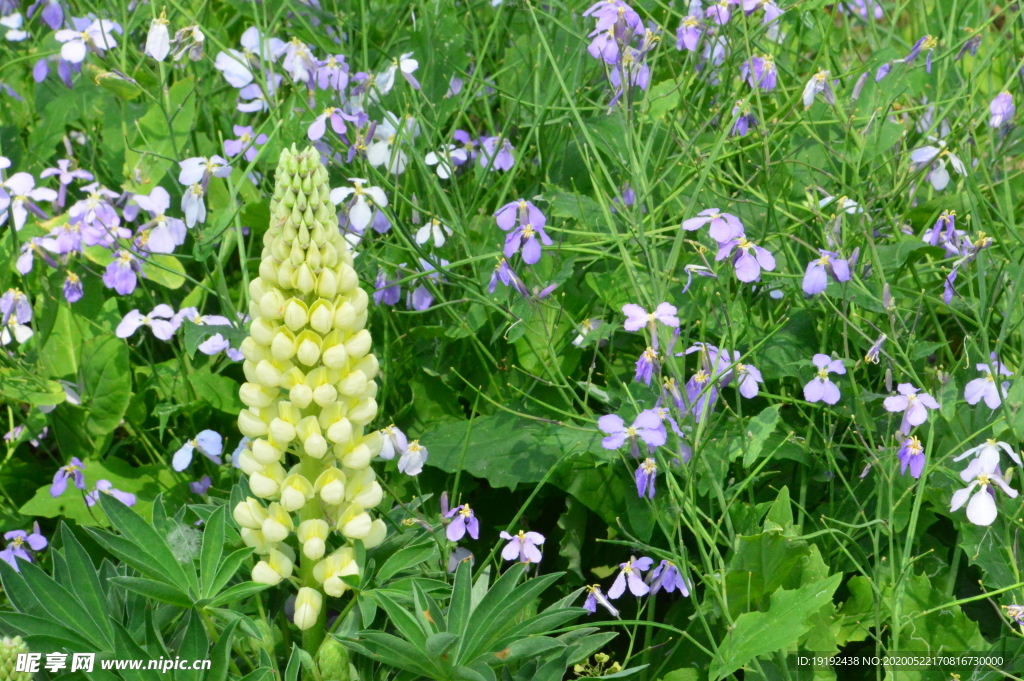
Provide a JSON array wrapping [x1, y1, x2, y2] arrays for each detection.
[[951, 456, 1017, 526], [803, 354, 846, 405], [682, 208, 744, 243], [883, 383, 939, 433], [608, 556, 654, 598], [172, 430, 224, 471], [86, 480, 137, 507], [598, 410, 667, 456], [622, 302, 680, 332], [635, 458, 658, 499], [50, 457, 86, 497], [965, 355, 1013, 409], [445, 504, 479, 541], [500, 529, 545, 563], [583, 585, 620, 617], [716, 236, 776, 283], [802, 250, 851, 295], [897, 436, 926, 478]]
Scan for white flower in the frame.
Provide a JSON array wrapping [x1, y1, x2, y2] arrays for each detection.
[[802, 70, 834, 108], [214, 49, 254, 88], [953, 439, 1022, 470], [240, 26, 286, 62], [366, 113, 418, 175], [951, 456, 1018, 526], [282, 37, 315, 82], [116, 305, 176, 340], [145, 14, 170, 61], [2, 173, 57, 231], [415, 218, 452, 248], [177, 156, 231, 185], [172, 429, 224, 471], [55, 18, 120, 63], [398, 440, 427, 476], [1, 13, 29, 42], [0, 318, 32, 346], [376, 52, 420, 93], [425, 146, 468, 179], [182, 184, 206, 227], [910, 138, 966, 191], [330, 179, 388, 232], [818, 195, 862, 214]]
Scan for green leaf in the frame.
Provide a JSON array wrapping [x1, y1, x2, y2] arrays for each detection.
[[376, 542, 439, 583], [709, 573, 842, 680], [200, 506, 227, 598], [59, 524, 115, 645], [738, 405, 780, 467], [182, 322, 248, 360], [208, 546, 254, 597], [203, 581, 270, 608], [15, 559, 110, 649], [203, 619, 238, 681], [421, 413, 600, 489], [98, 493, 197, 594], [0, 612, 99, 650], [374, 590, 430, 648], [80, 334, 132, 436], [0, 368, 67, 406], [645, 79, 681, 120], [109, 577, 194, 608], [141, 255, 186, 289]]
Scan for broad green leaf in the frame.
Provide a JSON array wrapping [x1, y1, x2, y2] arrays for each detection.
[[738, 405, 781, 467], [376, 542, 439, 583], [709, 573, 842, 680], [208, 547, 255, 597], [203, 581, 270, 608], [142, 254, 186, 289], [0, 368, 67, 407], [188, 369, 245, 413], [203, 619, 238, 681], [81, 334, 132, 436]]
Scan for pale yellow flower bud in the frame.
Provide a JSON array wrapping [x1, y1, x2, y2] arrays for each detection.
[[252, 547, 294, 585], [254, 359, 284, 388], [240, 527, 273, 554], [261, 502, 294, 542], [364, 519, 387, 549], [233, 497, 268, 529], [345, 330, 372, 360], [271, 329, 297, 362], [309, 301, 334, 335], [345, 468, 384, 508], [241, 337, 269, 364], [289, 383, 314, 409], [337, 264, 358, 293], [268, 417, 296, 445], [240, 383, 277, 409], [280, 474, 315, 512], [293, 587, 323, 630], [337, 503, 372, 539], [259, 289, 286, 320], [297, 519, 330, 560], [333, 301, 356, 331], [296, 331, 322, 366], [295, 263, 317, 294], [251, 438, 284, 465], [284, 300, 309, 331], [317, 268, 339, 298], [249, 277, 270, 302], [250, 462, 286, 498], [354, 354, 379, 381], [347, 397, 378, 426], [339, 441, 372, 469], [237, 448, 261, 475], [313, 547, 359, 597], [312, 383, 339, 407], [238, 409, 269, 438], [337, 370, 367, 397], [250, 317, 276, 346], [314, 467, 347, 505]]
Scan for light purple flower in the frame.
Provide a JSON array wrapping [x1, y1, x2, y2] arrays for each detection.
[[504, 219, 553, 265], [54, 18, 121, 63], [315, 54, 349, 92], [990, 92, 1015, 128], [86, 480, 136, 507], [495, 199, 545, 232], [583, 585, 619, 617], [682, 208, 744, 242], [864, 334, 886, 364], [803, 354, 846, 405], [374, 268, 402, 306], [922, 210, 964, 256], [134, 187, 186, 254], [488, 259, 528, 296], [500, 530, 545, 563], [875, 62, 892, 82], [953, 439, 1022, 471], [478, 136, 514, 171], [635, 458, 657, 499], [40, 159, 93, 209], [648, 559, 689, 596], [27, 0, 63, 30], [224, 125, 268, 161], [59, 272, 79, 302], [741, 54, 777, 91], [0, 288, 31, 325], [2, 172, 56, 231], [608, 556, 654, 598], [172, 430, 224, 471], [909, 140, 967, 191], [0, 524, 47, 571], [330, 178, 388, 233], [102, 250, 141, 295], [802, 250, 851, 295], [951, 455, 1017, 526], [178, 155, 231, 187], [705, 0, 732, 25], [676, 16, 702, 51], [897, 436, 926, 478], [802, 70, 835, 108], [622, 302, 679, 332], [445, 504, 479, 541], [731, 102, 758, 137], [635, 347, 658, 384], [307, 108, 355, 142], [282, 37, 316, 83], [965, 355, 1013, 409], [883, 383, 939, 432], [598, 410, 667, 456], [50, 457, 86, 497], [716, 237, 776, 283], [190, 475, 212, 495]]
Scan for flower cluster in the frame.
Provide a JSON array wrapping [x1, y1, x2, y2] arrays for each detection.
[[584, 0, 658, 106], [684, 209, 775, 283], [233, 147, 388, 631], [583, 555, 689, 617]]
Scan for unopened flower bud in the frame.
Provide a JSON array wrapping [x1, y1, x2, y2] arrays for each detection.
[[259, 289, 286, 319], [293, 587, 323, 630], [333, 302, 356, 331], [295, 263, 317, 294], [233, 497, 268, 529], [345, 330, 372, 360], [340, 442, 373, 469], [284, 300, 309, 331], [315, 467, 347, 505], [290, 383, 314, 409], [347, 397, 378, 426], [364, 518, 387, 549], [296, 333, 322, 366], [271, 330, 297, 362], [309, 301, 334, 335], [238, 409, 269, 438], [261, 502, 294, 542], [252, 547, 293, 585], [252, 438, 284, 465], [280, 474, 315, 512], [297, 519, 330, 560], [240, 383, 277, 409], [268, 417, 296, 444]]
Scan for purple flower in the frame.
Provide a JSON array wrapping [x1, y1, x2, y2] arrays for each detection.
[[682, 208, 744, 242], [803, 354, 846, 405], [864, 334, 886, 364], [685, 368, 718, 418], [224, 125, 268, 161], [40, 159, 93, 209], [0, 288, 31, 325], [315, 54, 349, 92], [897, 436, 926, 478], [307, 108, 355, 142], [86, 480, 137, 507], [990, 92, 1015, 128], [488, 259, 528, 296], [28, 0, 64, 30], [648, 559, 689, 596], [904, 35, 937, 71], [0, 524, 47, 571], [802, 250, 851, 295], [583, 585, 619, 617], [102, 250, 141, 295], [635, 347, 659, 384], [883, 383, 939, 432], [495, 199, 545, 232], [598, 410, 667, 456], [731, 102, 758, 137], [875, 62, 892, 82], [499, 530, 545, 563], [373, 268, 402, 306], [504, 220, 554, 265], [172, 430, 224, 471], [716, 237, 776, 283], [608, 556, 654, 598], [732, 358, 764, 399], [676, 16, 702, 51], [190, 475, 212, 495], [741, 54, 777, 91], [50, 457, 86, 497], [922, 210, 964, 256], [445, 504, 479, 541], [965, 355, 1013, 409], [406, 259, 447, 311], [635, 458, 657, 498], [2, 173, 56, 231], [705, 0, 732, 25], [622, 302, 679, 332], [478, 136, 514, 171], [840, 0, 883, 19]]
